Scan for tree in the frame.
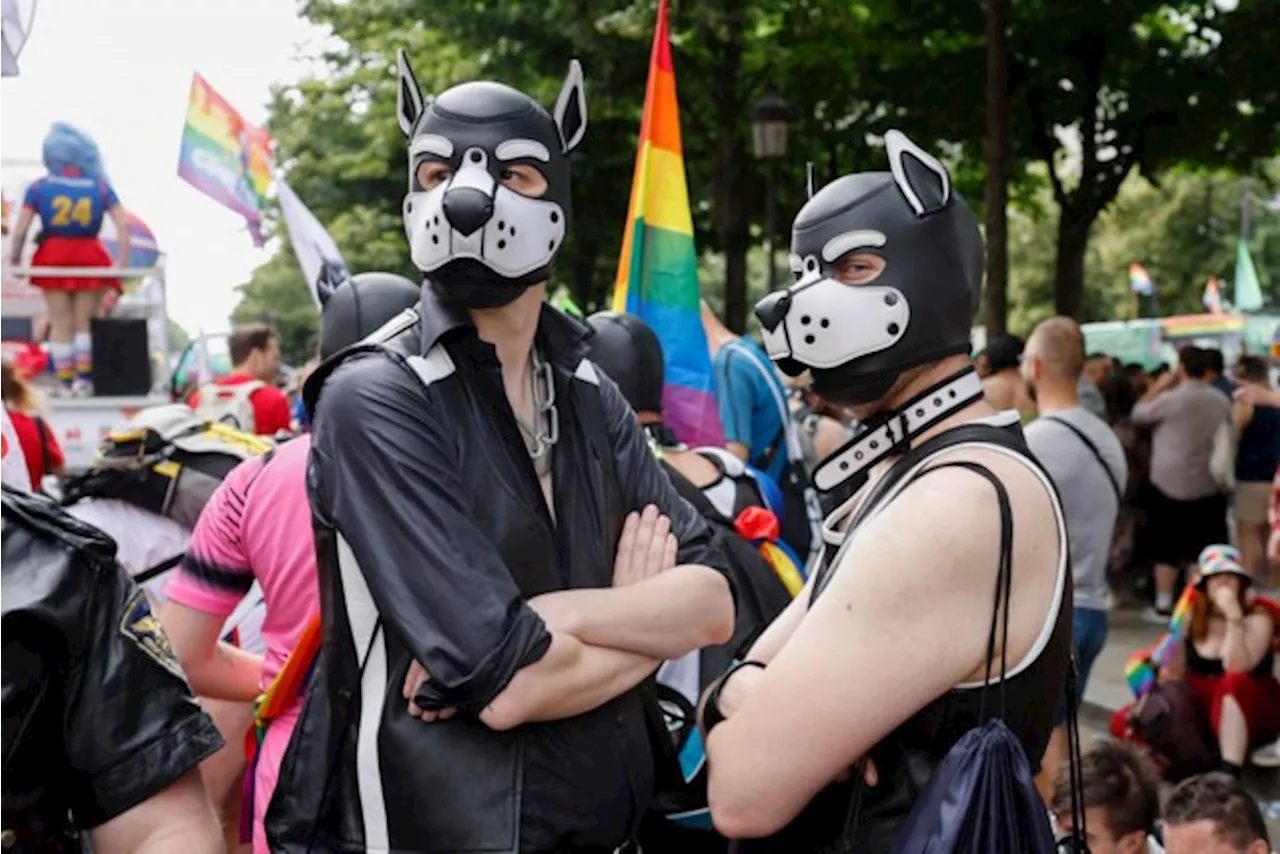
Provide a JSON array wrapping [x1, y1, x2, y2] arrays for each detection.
[[1014, 0, 1280, 318], [1006, 162, 1280, 332], [279, 0, 908, 331], [167, 319, 191, 353], [230, 245, 320, 364]]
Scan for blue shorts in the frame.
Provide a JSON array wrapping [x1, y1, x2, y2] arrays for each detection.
[[1057, 606, 1108, 725]]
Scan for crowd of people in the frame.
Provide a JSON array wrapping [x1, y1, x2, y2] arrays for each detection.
[[975, 324, 1280, 844], [2, 55, 1277, 854]]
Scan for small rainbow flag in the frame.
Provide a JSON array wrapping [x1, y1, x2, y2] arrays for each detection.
[[1202, 276, 1224, 314], [1125, 582, 1199, 698], [612, 0, 724, 448], [1128, 262, 1155, 296]]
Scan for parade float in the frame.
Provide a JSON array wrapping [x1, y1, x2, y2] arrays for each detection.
[[1, 157, 173, 468]]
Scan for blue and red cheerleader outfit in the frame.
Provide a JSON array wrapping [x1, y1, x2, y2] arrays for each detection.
[[23, 171, 121, 292]]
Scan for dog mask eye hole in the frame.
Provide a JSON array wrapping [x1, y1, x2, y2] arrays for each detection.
[[834, 252, 886, 285], [498, 164, 549, 198], [416, 161, 452, 189]]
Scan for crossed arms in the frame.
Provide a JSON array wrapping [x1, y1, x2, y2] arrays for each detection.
[[312, 355, 735, 732]]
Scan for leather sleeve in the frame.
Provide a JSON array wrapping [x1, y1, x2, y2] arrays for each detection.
[[310, 354, 552, 714], [62, 562, 224, 828], [595, 369, 733, 574]]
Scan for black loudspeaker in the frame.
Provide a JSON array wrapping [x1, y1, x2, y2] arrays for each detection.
[[91, 318, 152, 397], [1, 316, 33, 342]]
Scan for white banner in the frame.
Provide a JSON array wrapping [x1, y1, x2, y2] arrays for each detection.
[[1, 0, 35, 78], [276, 174, 349, 306]]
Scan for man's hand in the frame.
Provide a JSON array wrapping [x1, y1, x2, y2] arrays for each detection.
[[832, 758, 880, 787], [1148, 371, 1177, 396], [613, 504, 678, 588], [1211, 583, 1244, 621], [403, 660, 458, 722]]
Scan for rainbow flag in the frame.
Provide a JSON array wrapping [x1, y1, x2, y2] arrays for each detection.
[[1202, 276, 1224, 314], [1234, 238, 1264, 312], [177, 73, 274, 246], [1124, 582, 1198, 698], [612, 0, 724, 448], [1128, 262, 1155, 296], [102, 210, 160, 270]]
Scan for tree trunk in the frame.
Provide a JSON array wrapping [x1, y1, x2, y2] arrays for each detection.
[[1054, 211, 1092, 319], [569, 229, 602, 312], [708, 3, 750, 333], [713, 146, 751, 338], [982, 0, 1010, 336]]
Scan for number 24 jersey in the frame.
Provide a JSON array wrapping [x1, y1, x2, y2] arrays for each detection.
[[23, 175, 118, 238]]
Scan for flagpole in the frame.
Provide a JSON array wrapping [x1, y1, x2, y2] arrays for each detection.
[[1241, 175, 1251, 243]]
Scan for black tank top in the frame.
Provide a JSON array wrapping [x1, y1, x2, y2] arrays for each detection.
[[1186, 629, 1276, 680], [733, 419, 1073, 853]]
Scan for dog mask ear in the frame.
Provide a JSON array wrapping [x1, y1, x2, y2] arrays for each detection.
[[885, 129, 950, 217], [397, 50, 427, 137], [553, 60, 588, 154]]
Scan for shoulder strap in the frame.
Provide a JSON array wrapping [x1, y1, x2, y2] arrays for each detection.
[[812, 421, 1033, 604], [1041, 414, 1123, 503], [838, 456, 1017, 843], [302, 308, 421, 421], [134, 552, 184, 585]]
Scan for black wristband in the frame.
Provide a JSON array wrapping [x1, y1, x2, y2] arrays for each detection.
[[700, 659, 766, 736]]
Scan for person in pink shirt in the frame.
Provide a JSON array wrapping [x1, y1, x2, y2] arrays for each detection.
[[158, 272, 421, 853], [162, 435, 314, 853]]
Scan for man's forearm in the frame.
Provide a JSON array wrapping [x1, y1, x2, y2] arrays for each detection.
[[479, 633, 659, 730], [534, 565, 734, 659]]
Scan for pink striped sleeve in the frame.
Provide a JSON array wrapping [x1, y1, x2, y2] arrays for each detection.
[[163, 457, 264, 616]]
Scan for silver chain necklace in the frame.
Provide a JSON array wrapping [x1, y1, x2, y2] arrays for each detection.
[[512, 346, 559, 477]]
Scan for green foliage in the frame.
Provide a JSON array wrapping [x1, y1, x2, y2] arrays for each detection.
[[231, 0, 1280, 345], [1007, 163, 1280, 334], [166, 319, 191, 352], [230, 244, 320, 364]]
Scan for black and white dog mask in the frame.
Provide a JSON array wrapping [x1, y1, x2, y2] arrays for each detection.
[[396, 51, 587, 308], [755, 130, 983, 407]]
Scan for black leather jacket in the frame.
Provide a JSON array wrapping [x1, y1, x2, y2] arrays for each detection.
[[267, 293, 732, 853], [1, 487, 223, 852]]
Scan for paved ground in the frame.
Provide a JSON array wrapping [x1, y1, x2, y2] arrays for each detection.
[[1079, 606, 1280, 839]]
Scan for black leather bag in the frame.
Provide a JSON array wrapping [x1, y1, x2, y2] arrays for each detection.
[[1130, 680, 1218, 781]]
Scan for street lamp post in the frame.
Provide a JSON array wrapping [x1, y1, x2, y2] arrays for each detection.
[[752, 93, 791, 295]]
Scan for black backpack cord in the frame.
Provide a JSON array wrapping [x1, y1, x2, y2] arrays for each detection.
[[838, 459, 1013, 848], [837, 457, 1091, 851]]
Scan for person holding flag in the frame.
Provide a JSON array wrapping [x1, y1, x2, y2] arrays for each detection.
[[1115, 546, 1280, 779]]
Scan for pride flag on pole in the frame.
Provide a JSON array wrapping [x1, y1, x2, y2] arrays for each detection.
[[276, 175, 350, 307], [612, 0, 723, 448], [1124, 582, 1198, 699], [1128, 262, 1155, 296], [177, 73, 274, 246], [1234, 238, 1264, 312], [1202, 276, 1224, 314]]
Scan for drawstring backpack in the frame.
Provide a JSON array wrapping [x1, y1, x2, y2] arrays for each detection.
[[839, 460, 1089, 854]]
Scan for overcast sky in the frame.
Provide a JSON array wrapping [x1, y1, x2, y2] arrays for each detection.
[[1, 0, 324, 334]]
